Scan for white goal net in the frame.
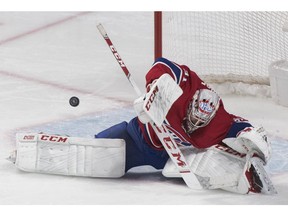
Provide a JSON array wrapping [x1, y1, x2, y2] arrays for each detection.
[[161, 11, 288, 86]]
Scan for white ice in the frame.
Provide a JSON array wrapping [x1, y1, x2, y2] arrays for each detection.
[[0, 12, 288, 205]]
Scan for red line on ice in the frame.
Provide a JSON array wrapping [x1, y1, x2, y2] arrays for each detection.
[[0, 12, 132, 104], [1, 12, 134, 146], [0, 69, 91, 94], [0, 12, 92, 46], [0, 69, 131, 104]]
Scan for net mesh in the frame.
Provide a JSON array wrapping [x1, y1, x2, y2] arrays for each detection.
[[162, 11, 288, 85]]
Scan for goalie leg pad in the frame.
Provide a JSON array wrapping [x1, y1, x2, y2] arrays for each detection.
[[162, 145, 276, 194], [162, 145, 247, 189], [14, 133, 126, 178]]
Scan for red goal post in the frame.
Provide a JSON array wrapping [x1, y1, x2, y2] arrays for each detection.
[[154, 11, 162, 60]]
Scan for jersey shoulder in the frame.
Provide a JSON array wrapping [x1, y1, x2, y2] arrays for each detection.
[[147, 57, 198, 85]]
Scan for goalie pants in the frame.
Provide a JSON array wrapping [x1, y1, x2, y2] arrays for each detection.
[[95, 117, 253, 172], [95, 117, 169, 172]]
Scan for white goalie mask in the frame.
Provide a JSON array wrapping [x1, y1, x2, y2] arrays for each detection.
[[182, 89, 220, 134]]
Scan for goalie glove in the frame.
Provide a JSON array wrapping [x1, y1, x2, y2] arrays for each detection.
[[134, 94, 151, 124], [222, 126, 271, 164]]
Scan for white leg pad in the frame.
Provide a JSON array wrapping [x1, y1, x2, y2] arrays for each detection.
[[162, 145, 246, 189], [162, 145, 276, 194], [15, 133, 126, 178]]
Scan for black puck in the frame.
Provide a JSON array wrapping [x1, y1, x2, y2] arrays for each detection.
[[69, 96, 80, 107]]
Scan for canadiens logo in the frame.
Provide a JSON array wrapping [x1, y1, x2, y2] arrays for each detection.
[[198, 100, 214, 114]]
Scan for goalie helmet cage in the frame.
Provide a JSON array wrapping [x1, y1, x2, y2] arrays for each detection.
[[154, 11, 288, 86]]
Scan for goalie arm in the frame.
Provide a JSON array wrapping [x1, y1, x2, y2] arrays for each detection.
[[134, 74, 202, 189]]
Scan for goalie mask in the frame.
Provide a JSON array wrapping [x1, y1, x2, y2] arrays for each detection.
[[182, 89, 220, 134]]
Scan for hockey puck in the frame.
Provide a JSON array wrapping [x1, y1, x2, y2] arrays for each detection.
[[69, 96, 80, 107]]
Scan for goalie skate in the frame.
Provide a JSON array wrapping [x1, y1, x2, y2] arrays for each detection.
[[247, 157, 277, 194]]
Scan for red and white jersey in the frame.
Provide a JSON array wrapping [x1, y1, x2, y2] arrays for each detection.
[[138, 57, 237, 150]]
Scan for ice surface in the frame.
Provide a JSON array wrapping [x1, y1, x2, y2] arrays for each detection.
[[0, 12, 288, 205]]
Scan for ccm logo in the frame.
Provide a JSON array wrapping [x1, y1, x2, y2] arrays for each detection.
[[40, 135, 68, 143], [109, 45, 125, 67], [215, 144, 245, 158], [145, 86, 159, 111], [23, 135, 35, 140], [163, 136, 186, 167]]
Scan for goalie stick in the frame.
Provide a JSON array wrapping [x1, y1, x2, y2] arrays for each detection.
[[97, 23, 202, 189], [97, 24, 142, 97]]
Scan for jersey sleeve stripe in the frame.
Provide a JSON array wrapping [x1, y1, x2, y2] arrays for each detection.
[[164, 119, 190, 144], [145, 124, 162, 148], [153, 57, 183, 85]]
